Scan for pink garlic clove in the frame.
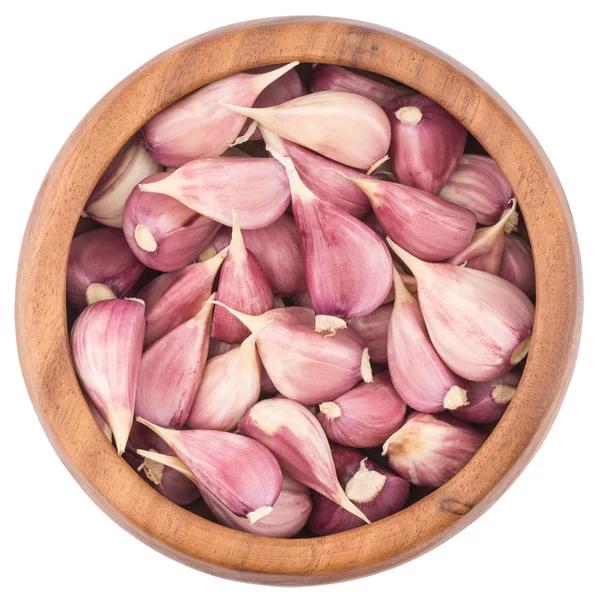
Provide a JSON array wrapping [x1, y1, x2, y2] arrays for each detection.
[[135, 295, 214, 428], [137, 157, 290, 229], [136, 418, 282, 523], [384, 92, 467, 194], [208, 302, 373, 404], [454, 367, 522, 424], [222, 91, 391, 171], [71, 298, 146, 455], [142, 62, 299, 167], [237, 399, 369, 523], [439, 154, 513, 225], [85, 132, 162, 227], [212, 210, 274, 343], [383, 412, 486, 488], [271, 147, 393, 334], [67, 228, 146, 311], [499, 233, 536, 298], [348, 303, 393, 364], [449, 201, 519, 274], [311, 64, 410, 106], [387, 268, 469, 412], [389, 240, 535, 382], [317, 372, 406, 447], [308, 445, 410, 535], [347, 175, 477, 262], [138, 249, 226, 348], [394, 261, 418, 294], [123, 172, 220, 272]]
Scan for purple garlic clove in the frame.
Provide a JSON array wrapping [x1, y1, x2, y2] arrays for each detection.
[[499, 233, 536, 298], [348, 303, 393, 364]]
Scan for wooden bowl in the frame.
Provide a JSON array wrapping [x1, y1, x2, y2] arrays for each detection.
[[16, 17, 583, 585]]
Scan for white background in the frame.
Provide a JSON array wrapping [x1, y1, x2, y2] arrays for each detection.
[[2, 1, 598, 597]]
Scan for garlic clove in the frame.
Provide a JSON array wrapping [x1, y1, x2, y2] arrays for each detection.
[[136, 418, 282, 521], [384, 92, 467, 194], [123, 172, 220, 272], [71, 298, 146, 455], [221, 91, 391, 171], [499, 233, 536, 298], [348, 303, 393, 364], [307, 445, 409, 535], [383, 412, 486, 488], [439, 154, 513, 225], [317, 372, 407, 447], [212, 210, 274, 343], [346, 175, 477, 262], [138, 249, 226, 348], [67, 228, 146, 311], [85, 132, 162, 227], [135, 295, 214, 428], [389, 240, 535, 381], [237, 399, 369, 523], [387, 268, 469, 412], [260, 364, 278, 395], [137, 157, 290, 229], [142, 62, 299, 167]]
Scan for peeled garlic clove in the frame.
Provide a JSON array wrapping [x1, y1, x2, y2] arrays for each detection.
[[499, 233, 536, 298], [136, 418, 282, 522], [439, 154, 513, 225], [389, 240, 535, 381], [387, 268, 469, 412], [272, 148, 392, 333], [383, 412, 486, 487], [67, 228, 146, 311], [137, 157, 290, 229], [237, 399, 369, 523], [347, 176, 476, 262], [135, 296, 214, 428], [449, 201, 518, 274], [85, 132, 162, 227], [142, 62, 299, 167], [317, 372, 406, 447], [454, 368, 522, 424], [123, 172, 220, 272], [212, 210, 273, 343], [384, 93, 467, 194], [138, 249, 226, 347], [222, 91, 391, 170], [209, 302, 373, 404], [348, 303, 393, 364], [308, 445, 409, 535], [71, 299, 145, 455], [311, 64, 410, 105]]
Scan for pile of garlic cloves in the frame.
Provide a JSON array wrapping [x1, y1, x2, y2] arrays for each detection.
[[68, 62, 536, 538]]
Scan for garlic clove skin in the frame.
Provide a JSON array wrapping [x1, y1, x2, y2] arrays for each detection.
[[237, 399, 369, 523], [71, 298, 146, 455], [384, 93, 467, 194], [387, 268, 469, 412], [85, 132, 162, 227], [439, 154, 513, 225], [308, 445, 410, 535], [67, 228, 146, 311], [135, 295, 214, 428], [454, 367, 522, 424], [389, 240, 535, 382], [221, 91, 391, 171], [138, 249, 226, 348], [347, 176, 477, 262], [317, 372, 407, 448], [123, 172, 220, 272], [137, 157, 290, 229], [499, 233, 536, 298], [136, 418, 282, 522], [212, 210, 274, 343], [383, 412, 486, 488], [142, 62, 299, 167], [348, 302, 393, 364]]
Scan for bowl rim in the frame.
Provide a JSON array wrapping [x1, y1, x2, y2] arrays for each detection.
[[15, 16, 583, 585]]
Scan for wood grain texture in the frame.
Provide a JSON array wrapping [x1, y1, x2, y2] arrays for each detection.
[[15, 16, 583, 585]]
